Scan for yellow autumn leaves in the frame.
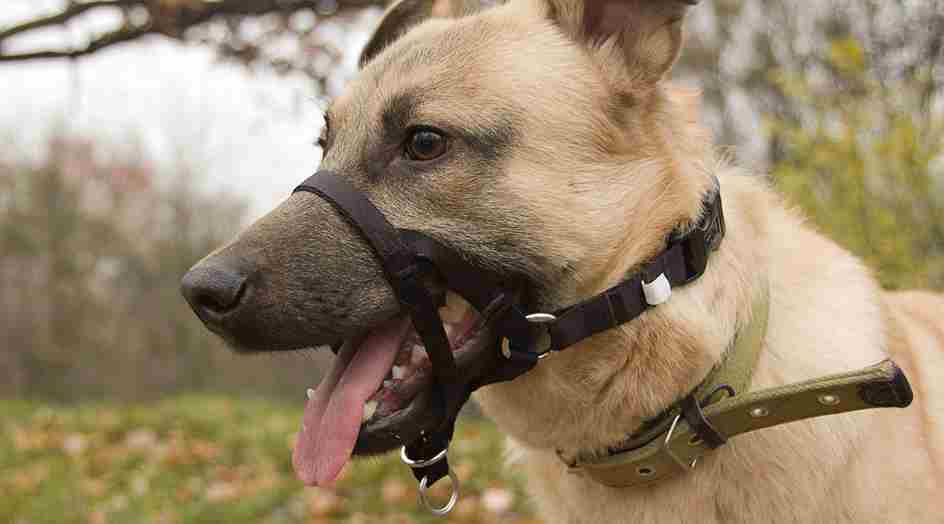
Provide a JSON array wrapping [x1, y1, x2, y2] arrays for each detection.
[[1, 396, 538, 523]]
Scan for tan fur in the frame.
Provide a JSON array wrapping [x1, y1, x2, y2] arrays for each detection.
[[479, 171, 944, 523], [187, 0, 944, 520], [378, 2, 944, 521], [462, 4, 944, 522]]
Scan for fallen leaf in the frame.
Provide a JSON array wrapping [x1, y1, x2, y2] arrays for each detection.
[[381, 478, 411, 504], [125, 428, 157, 451], [306, 487, 341, 517], [88, 510, 107, 524], [205, 481, 239, 502], [481, 488, 514, 515], [63, 433, 88, 457]]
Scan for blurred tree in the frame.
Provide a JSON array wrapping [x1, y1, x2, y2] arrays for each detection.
[[675, 0, 943, 290], [0, 135, 332, 400], [767, 39, 944, 290], [0, 0, 385, 91], [4, 0, 937, 167], [677, 0, 944, 166]]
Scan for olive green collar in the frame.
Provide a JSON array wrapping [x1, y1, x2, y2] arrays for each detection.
[[558, 282, 914, 488]]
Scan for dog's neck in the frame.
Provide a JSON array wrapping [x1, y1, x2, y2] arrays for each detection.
[[556, 279, 770, 467], [475, 166, 769, 460]]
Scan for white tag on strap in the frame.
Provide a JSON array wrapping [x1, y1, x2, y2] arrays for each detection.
[[642, 273, 672, 306]]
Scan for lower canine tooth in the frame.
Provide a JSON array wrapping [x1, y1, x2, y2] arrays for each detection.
[[363, 401, 378, 422], [306, 388, 315, 400]]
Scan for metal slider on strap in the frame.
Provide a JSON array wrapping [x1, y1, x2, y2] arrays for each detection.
[[499, 306, 556, 360]]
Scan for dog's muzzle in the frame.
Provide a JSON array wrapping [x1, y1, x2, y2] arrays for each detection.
[[292, 169, 727, 513]]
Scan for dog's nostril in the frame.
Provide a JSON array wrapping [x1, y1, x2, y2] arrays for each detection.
[[180, 264, 249, 319], [193, 286, 242, 315]]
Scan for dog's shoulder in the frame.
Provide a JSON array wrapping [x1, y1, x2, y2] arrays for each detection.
[[880, 290, 944, 485]]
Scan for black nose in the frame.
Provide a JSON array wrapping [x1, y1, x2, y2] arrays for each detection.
[[181, 263, 249, 321]]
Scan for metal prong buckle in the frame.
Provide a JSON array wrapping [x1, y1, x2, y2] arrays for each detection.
[[400, 446, 460, 516], [664, 415, 698, 470]]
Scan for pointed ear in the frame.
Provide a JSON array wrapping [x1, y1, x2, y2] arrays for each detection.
[[359, 0, 497, 67], [546, 0, 699, 87]]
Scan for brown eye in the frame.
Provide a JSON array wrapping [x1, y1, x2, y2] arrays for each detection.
[[405, 129, 447, 161]]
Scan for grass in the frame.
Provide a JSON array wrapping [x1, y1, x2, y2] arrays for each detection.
[[0, 396, 538, 524]]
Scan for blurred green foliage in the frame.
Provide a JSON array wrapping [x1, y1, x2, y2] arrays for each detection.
[[677, 0, 942, 290], [767, 38, 944, 290], [0, 396, 535, 524]]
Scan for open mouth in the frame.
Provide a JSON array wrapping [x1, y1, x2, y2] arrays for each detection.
[[292, 290, 500, 487]]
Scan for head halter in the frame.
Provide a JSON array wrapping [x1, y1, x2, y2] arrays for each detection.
[[293, 170, 725, 506]]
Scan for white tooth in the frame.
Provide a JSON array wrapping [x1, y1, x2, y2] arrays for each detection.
[[362, 401, 378, 422], [306, 388, 315, 400], [439, 291, 470, 323], [444, 323, 455, 339], [392, 366, 407, 380], [383, 380, 394, 389], [411, 347, 428, 366]]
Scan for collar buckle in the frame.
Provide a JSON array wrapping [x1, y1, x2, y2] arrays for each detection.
[[664, 415, 699, 471], [678, 186, 725, 284]]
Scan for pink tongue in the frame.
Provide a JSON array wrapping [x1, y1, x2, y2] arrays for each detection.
[[293, 316, 412, 487]]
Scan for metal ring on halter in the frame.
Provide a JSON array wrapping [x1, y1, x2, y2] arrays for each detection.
[[400, 446, 449, 469], [419, 468, 460, 516]]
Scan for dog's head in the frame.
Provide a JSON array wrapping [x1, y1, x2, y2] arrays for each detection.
[[181, 0, 717, 486]]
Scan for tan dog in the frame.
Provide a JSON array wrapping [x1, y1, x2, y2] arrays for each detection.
[[181, 0, 944, 521]]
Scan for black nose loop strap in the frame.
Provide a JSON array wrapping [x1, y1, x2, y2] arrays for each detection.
[[294, 172, 414, 285], [293, 171, 465, 418], [294, 171, 510, 488]]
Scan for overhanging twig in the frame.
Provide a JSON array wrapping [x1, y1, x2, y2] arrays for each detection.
[[0, 0, 385, 65]]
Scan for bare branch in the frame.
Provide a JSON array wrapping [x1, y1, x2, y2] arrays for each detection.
[[0, 0, 385, 65], [0, 24, 154, 63], [0, 1, 147, 42]]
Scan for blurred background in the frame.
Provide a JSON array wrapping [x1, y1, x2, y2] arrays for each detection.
[[0, 0, 941, 522]]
